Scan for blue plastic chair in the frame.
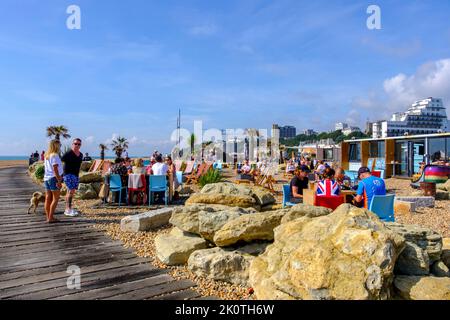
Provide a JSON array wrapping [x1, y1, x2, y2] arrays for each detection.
[[282, 184, 296, 208], [369, 194, 395, 222], [149, 175, 168, 206], [176, 171, 183, 188], [109, 174, 127, 207]]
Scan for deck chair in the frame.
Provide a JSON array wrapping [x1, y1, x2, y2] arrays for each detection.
[[369, 194, 395, 222], [184, 161, 195, 175], [102, 161, 112, 176], [186, 163, 206, 184], [282, 184, 296, 208], [315, 195, 344, 210], [174, 160, 183, 172], [89, 160, 104, 173]]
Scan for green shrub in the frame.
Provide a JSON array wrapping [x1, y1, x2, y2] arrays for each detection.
[[34, 164, 45, 181], [198, 169, 223, 188]]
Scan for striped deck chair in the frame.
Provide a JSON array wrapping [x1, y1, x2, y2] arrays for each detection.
[[89, 160, 104, 172], [184, 161, 195, 175], [259, 164, 277, 192], [254, 165, 268, 186], [174, 160, 183, 172], [186, 163, 207, 185], [102, 160, 112, 176]]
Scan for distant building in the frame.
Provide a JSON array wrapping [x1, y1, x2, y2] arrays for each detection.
[[335, 122, 349, 131], [365, 121, 374, 136], [303, 129, 317, 136], [372, 97, 449, 138], [273, 124, 297, 139], [342, 126, 361, 136]]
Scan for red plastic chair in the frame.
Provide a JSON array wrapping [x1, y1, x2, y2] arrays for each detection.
[[372, 171, 381, 178], [315, 195, 345, 210]]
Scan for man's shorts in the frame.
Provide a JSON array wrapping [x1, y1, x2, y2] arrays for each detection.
[[64, 174, 80, 191], [44, 177, 60, 191]]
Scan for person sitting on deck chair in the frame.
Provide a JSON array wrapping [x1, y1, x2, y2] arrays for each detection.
[[289, 165, 310, 203], [353, 167, 386, 209], [238, 160, 253, 180], [286, 159, 296, 175]]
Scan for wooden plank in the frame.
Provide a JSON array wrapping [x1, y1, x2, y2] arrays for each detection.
[[106, 279, 197, 300], [0, 237, 116, 256], [0, 228, 103, 243], [0, 257, 150, 290], [0, 240, 122, 261], [0, 252, 141, 282], [0, 232, 108, 248], [6, 267, 167, 300], [0, 246, 136, 272], [51, 274, 174, 300]]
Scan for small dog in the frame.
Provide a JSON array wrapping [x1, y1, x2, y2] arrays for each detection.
[[28, 192, 46, 214]]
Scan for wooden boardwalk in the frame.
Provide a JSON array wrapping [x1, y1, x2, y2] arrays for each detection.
[[0, 166, 201, 300]]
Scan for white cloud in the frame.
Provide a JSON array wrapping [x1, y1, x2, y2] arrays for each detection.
[[188, 24, 218, 36], [352, 58, 450, 125], [84, 136, 95, 145], [383, 59, 450, 111]]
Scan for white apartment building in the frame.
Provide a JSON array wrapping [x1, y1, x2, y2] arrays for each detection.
[[372, 97, 449, 138], [335, 122, 349, 131]]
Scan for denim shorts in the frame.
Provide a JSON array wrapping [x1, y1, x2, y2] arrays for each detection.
[[44, 177, 60, 191], [64, 174, 80, 191]]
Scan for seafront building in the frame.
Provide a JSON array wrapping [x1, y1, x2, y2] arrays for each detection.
[[273, 124, 296, 139], [372, 97, 449, 139], [342, 132, 450, 177]]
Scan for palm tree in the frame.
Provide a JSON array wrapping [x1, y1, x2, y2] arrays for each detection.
[[99, 143, 108, 160], [111, 136, 129, 159], [188, 133, 196, 158], [46, 125, 71, 141]]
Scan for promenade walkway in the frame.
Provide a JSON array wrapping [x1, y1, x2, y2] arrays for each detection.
[[0, 166, 201, 300]]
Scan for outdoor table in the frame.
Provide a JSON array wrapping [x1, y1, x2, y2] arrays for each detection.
[[341, 190, 357, 204]]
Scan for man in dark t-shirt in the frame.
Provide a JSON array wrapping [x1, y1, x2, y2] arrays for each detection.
[[290, 165, 310, 203], [61, 138, 83, 217]]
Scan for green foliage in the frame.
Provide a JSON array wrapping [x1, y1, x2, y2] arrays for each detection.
[[281, 130, 370, 146], [35, 164, 45, 181], [198, 169, 223, 188]]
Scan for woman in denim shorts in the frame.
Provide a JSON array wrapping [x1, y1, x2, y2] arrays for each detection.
[[43, 140, 64, 223]]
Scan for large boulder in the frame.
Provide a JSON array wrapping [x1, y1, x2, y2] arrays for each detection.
[[248, 204, 405, 300], [436, 180, 450, 191], [79, 172, 103, 184], [394, 242, 429, 276], [200, 182, 276, 206], [385, 223, 443, 264], [200, 183, 253, 197], [188, 243, 269, 286], [442, 238, 450, 269], [430, 260, 450, 277], [213, 210, 288, 247], [394, 276, 450, 300], [198, 209, 248, 242], [250, 187, 276, 206], [80, 161, 93, 172], [169, 204, 256, 239], [281, 204, 332, 224], [154, 232, 208, 266], [186, 193, 256, 208], [74, 183, 98, 200]]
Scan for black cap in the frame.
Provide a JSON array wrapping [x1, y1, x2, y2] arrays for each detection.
[[358, 167, 371, 178], [299, 165, 311, 173]]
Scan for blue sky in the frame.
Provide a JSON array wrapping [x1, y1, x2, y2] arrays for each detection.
[[1, 0, 450, 156]]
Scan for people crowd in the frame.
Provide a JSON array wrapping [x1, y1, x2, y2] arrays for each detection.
[[287, 155, 387, 210]]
